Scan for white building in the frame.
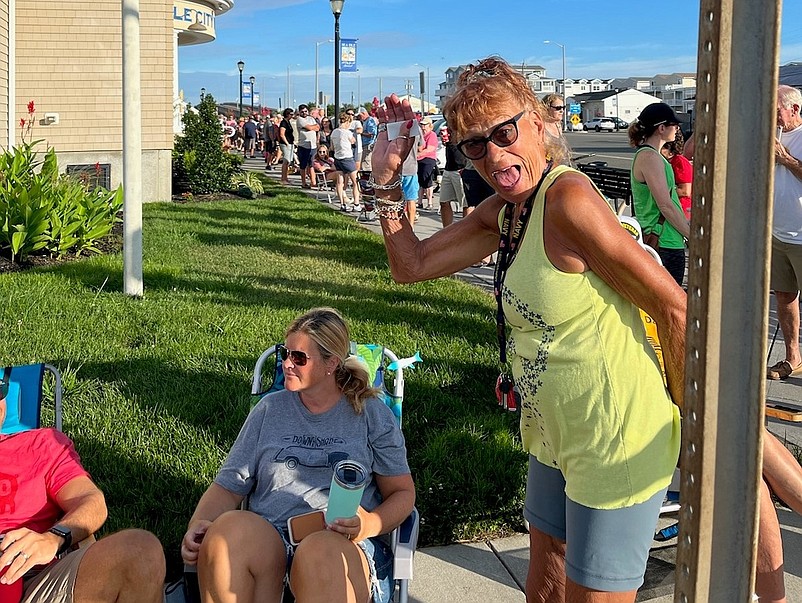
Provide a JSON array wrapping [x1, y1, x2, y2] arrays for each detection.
[[610, 74, 696, 115], [572, 89, 664, 125]]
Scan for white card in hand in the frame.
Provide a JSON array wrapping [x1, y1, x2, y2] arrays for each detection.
[[387, 120, 421, 141]]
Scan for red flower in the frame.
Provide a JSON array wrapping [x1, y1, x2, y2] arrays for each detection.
[[27, 100, 35, 114], [19, 118, 25, 128], [94, 162, 101, 174]]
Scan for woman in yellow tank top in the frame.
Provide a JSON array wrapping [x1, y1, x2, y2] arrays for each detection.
[[366, 57, 795, 603]]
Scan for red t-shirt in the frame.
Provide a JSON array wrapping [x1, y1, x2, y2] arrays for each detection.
[[669, 154, 693, 219], [0, 429, 90, 534], [418, 131, 438, 160]]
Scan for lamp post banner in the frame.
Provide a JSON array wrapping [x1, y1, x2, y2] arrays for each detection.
[[340, 39, 357, 72], [242, 82, 252, 101]]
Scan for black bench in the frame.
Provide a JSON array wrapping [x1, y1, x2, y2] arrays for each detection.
[[577, 162, 632, 213]]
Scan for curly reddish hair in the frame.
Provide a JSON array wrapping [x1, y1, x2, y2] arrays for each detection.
[[443, 57, 567, 163]]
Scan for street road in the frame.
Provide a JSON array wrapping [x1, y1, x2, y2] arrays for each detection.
[[566, 131, 635, 170]]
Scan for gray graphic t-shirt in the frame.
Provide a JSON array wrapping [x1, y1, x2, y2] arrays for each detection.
[[214, 388, 410, 531]]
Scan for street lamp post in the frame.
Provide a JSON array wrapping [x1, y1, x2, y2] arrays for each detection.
[[200, 87, 205, 103], [237, 60, 244, 117], [543, 40, 566, 131], [330, 0, 344, 126], [249, 75, 256, 115], [614, 88, 620, 130], [315, 39, 333, 112]]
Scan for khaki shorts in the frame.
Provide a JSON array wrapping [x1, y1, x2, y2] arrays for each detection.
[[438, 170, 465, 206], [771, 236, 802, 294], [22, 545, 90, 603]]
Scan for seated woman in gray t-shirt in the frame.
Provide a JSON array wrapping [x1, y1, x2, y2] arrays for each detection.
[[181, 307, 415, 603]]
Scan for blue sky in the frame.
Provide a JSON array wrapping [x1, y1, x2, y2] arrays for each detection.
[[178, 0, 802, 110]]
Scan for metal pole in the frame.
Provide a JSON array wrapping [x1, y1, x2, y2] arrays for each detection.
[[286, 65, 290, 111], [334, 12, 341, 127], [315, 42, 320, 111], [250, 76, 255, 115], [674, 1, 780, 600], [121, 0, 143, 297], [238, 66, 243, 118]]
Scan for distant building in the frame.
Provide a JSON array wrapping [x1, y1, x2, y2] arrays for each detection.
[[610, 73, 696, 115], [435, 63, 555, 109], [573, 89, 663, 125], [779, 63, 802, 88]]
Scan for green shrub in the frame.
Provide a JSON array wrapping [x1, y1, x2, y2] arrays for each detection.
[[0, 142, 123, 262], [230, 171, 265, 199], [173, 95, 241, 194]]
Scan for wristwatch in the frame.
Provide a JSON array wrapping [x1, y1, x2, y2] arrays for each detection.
[[49, 524, 73, 556]]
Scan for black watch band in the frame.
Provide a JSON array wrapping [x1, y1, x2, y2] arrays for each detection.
[[49, 524, 73, 556]]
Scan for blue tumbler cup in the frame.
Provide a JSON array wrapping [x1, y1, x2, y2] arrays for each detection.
[[326, 459, 369, 523]]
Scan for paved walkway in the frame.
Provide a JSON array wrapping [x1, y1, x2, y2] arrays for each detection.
[[250, 158, 802, 601]]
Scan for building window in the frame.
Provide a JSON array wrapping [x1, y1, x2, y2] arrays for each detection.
[[66, 163, 111, 190]]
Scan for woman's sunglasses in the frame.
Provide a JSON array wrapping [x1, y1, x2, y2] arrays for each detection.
[[456, 111, 525, 160], [278, 344, 314, 366]]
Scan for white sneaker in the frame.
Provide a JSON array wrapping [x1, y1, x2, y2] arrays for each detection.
[[352, 204, 363, 212]]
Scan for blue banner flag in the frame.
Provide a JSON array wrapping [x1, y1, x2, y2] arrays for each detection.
[[242, 81, 252, 101], [340, 39, 357, 72]]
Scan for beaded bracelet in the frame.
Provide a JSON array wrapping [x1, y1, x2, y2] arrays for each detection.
[[366, 177, 402, 191], [375, 198, 407, 220]]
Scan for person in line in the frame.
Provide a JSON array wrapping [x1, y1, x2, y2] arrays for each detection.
[[262, 115, 278, 170], [629, 103, 691, 286], [767, 84, 802, 380], [401, 133, 420, 225], [460, 158, 495, 267], [330, 113, 362, 212], [660, 128, 693, 220], [295, 105, 320, 190], [347, 109, 364, 172], [416, 117, 438, 211], [243, 114, 259, 159], [181, 307, 415, 603], [437, 125, 466, 228], [279, 108, 295, 186], [312, 145, 347, 207], [319, 117, 334, 151], [358, 108, 378, 173], [0, 386, 165, 603], [541, 93, 574, 167], [369, 57, 683, 603]]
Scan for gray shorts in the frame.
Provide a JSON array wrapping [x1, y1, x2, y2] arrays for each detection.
[[439, 170, 465, 205], [524, 457, 666, 592], [280, 143, 294, 165], [22, 544, 91, 603], [770, 236, 802, 294]]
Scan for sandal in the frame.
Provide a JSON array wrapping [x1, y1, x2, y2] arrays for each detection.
[[767, 360, 802, 380]]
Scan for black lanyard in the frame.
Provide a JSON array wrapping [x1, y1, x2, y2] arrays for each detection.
[[493, 163, 552, 364]]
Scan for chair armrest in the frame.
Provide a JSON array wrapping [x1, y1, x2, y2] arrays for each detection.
[[391, 507, 419, 580]]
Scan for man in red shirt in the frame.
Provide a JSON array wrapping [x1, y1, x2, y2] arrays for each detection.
[[0, 388, 164, 602]]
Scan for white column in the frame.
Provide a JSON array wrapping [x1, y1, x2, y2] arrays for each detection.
[[122, 0, 143, 297]]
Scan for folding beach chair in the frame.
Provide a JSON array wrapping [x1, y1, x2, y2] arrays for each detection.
[[356, 171, 377, 222], [314, 169, 335, 204], [0, 363, 62, 434], [250, 342, 418, 603]]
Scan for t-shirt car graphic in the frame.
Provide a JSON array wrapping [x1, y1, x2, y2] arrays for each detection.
[[274, 445, 349, 470]]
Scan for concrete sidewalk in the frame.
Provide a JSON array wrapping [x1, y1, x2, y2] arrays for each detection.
[[252, 160, 802, 601]]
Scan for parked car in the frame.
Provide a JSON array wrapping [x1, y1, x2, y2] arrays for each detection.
[[584, 117, 616, 132], [609, 117, 629, 130], [566, 120, 585, 132]]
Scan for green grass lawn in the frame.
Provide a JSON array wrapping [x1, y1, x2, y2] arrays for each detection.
[[1, 181, 526, 575]]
